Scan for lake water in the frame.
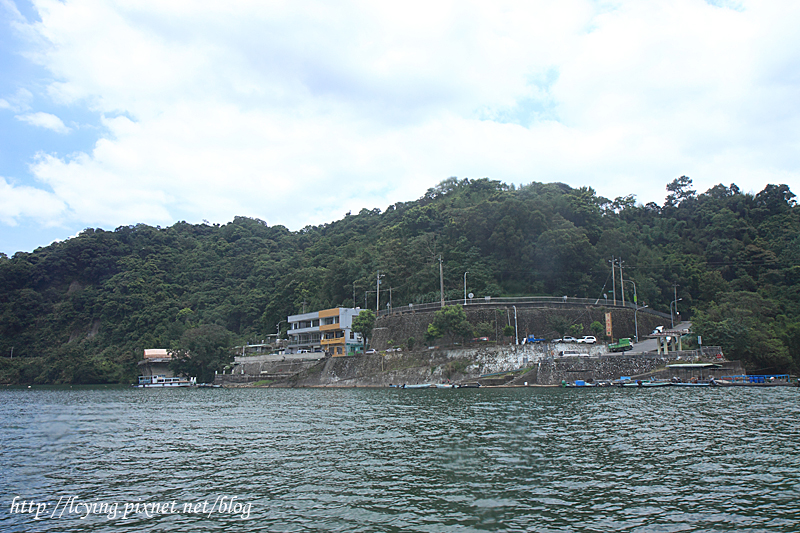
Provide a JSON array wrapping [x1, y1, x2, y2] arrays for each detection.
[[1, 386, 799, 532]]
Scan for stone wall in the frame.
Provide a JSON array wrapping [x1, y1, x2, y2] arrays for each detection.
[[269, 343, 722, 388], [512, 354, 744, 386], [371, 305, 669, 350], [289, 344, 549, 387], [216, 354, 325, 386]]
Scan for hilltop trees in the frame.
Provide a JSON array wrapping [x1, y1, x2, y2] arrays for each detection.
[[1, 176, 800, 383]]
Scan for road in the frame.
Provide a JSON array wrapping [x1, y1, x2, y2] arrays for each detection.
[[629, 321, 692, 354]]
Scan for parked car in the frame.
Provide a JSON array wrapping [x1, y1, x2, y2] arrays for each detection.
[[554, 336, 579, 343], [365, 349, 377, 355], [559, 350, 589, 357], [578, 336, 597, 344]]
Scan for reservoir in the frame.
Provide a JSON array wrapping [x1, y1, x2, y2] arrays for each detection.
[[2, 386, 798, 532]]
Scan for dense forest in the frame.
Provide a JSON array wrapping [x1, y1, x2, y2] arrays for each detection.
[[1, 176, 798, 384]]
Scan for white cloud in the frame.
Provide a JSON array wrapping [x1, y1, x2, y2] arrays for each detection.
[[4, 0, 800, 235], [16, 111, 71, 133], [0, 176, 66, 225], [0, 88, 33, 113]]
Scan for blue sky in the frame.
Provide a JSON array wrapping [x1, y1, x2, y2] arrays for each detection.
[[2, 0, 799, 256]]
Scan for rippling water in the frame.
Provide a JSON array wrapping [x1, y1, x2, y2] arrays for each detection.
[[2, 386, 799, 532]]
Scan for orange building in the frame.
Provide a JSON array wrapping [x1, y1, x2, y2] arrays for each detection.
[[287, 307, 363, 356]]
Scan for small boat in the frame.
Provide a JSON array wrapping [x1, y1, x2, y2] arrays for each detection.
[[135, 375, 196, 388], [641, 380, 671, 387], [621, 379, 672, 388], [435, 383, 457, 388], [403, 383, 435, 389]]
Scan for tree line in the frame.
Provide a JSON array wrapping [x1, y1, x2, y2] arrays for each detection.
[[1, 176, 798, 383]]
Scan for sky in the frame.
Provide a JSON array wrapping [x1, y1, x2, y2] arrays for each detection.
[[1, 0, 799, 256]]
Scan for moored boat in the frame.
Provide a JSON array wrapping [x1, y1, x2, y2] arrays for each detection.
[[620, 379, 672, 388], [135, 375, 196, 388]]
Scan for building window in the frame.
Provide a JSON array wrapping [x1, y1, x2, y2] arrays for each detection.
[[350, 331, 354, 339]]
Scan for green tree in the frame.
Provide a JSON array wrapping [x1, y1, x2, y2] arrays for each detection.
[[691, 292, 793, 372], [352, 309, 376, 350], [665, 175, 696, 207], [169, 324, 234, 383], [425, 322, 443, 344], [474, 321, 494, 339], [426, 305, 474, 344]]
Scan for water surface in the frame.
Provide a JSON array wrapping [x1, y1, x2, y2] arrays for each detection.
[[1, 386, 798, 532]]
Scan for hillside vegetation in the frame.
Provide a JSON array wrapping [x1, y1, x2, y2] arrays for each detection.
[[1, 177, 798, 383]]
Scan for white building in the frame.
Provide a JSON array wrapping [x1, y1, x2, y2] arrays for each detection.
[[287, 307, 364, 356]]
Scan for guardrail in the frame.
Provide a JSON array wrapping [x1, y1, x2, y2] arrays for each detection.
[[376, 296, 672, 319]]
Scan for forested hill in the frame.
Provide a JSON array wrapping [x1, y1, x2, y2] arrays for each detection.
[[2, 177, 799, 384]]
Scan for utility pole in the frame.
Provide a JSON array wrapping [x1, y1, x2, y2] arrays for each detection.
[[376, 270, 384, 312], [439, 255, 444, 307], [464, 271, 469, 306], [618, 258, 625, 307], [609, 256, 617, 305]]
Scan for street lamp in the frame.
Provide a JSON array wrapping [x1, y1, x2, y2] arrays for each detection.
[[463, 271, 469, 306], [670, 298, 683, 328]]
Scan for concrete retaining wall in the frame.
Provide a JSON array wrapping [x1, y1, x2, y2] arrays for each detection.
[[371, 305, 669, 351], [235, 343, 739, 388]]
